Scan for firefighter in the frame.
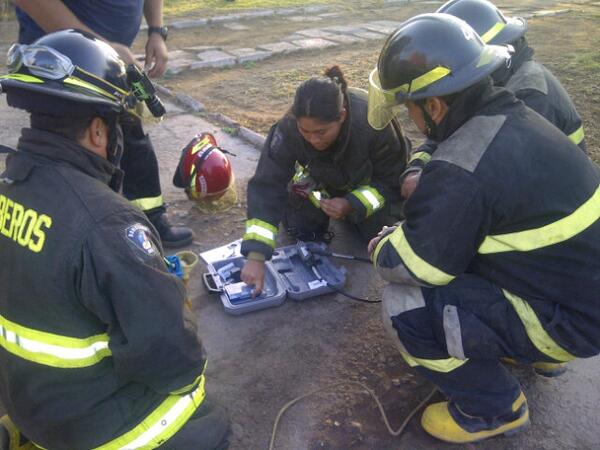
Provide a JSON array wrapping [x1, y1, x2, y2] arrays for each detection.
[[367, 14, 600, 444], [0, 30, 230, 449], [401, 0, 587, 200], [12, 0, 195, 248], [240, 65, 409, 295]]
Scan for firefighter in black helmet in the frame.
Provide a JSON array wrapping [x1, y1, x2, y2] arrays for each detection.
[[400, 0, 586, 200], [0, 30, 230, 450], [368, 14, 600, 444]]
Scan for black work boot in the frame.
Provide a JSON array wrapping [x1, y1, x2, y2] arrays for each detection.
[[148, 212, 194, 249]]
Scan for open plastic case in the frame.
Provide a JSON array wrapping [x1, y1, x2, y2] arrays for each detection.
[[202, 242, 347, 315]]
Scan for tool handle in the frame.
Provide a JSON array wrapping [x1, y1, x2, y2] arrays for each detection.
[[202, 272, 223, 293]]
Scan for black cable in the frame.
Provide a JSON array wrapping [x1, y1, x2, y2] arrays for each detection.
[[312, 262, 380, 304]]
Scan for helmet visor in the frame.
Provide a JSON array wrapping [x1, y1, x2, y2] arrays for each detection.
[[8, 44, 75, 80], [367, 68, 405, 130]]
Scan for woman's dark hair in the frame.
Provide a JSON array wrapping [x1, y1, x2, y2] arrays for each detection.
[[291, 65, 348, 122]]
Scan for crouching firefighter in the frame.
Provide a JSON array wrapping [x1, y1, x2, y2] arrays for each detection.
[[368, 14, 600, 444], [0, 30, 230, 449], [241, 65, 409, 295]]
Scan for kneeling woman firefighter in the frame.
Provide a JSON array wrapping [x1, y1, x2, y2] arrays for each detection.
[[240, 65, 410, 295]]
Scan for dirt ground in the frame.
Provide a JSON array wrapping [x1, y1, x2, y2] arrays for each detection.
[[161, 0, 600, 164], [1, 1, 600, 449]]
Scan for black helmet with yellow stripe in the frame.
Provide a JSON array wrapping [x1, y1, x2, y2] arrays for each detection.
[[437, 0, 527, 45], [368, 13, 511, 130], [0, 29, 143, 118]]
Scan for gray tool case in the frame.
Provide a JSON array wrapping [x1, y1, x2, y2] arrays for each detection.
[[202, 242, 347, 315]]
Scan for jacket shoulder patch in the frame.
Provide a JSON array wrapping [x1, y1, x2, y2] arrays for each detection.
[[433, 115, 506, 173], [125, 223, 159, 257]]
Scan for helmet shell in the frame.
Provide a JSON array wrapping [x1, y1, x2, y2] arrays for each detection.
[[1, 29, 131, 115], [377, 13, 510, 100], [437, 0, 527, 45], [174, 133, 233, 200]]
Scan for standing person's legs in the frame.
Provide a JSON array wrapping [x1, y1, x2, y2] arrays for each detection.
[[120, 121, 194, 248], [380, 274, 575, 442]]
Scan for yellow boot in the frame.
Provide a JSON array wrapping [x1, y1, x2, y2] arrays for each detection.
[[0, 416, 41, 450], [421, 391, 530, 443], [501, 358, 568, 378]]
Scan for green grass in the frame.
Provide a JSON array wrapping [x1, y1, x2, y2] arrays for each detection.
[[163, 0, 328, 16]]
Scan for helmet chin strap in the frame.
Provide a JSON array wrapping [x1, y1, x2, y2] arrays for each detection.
[[417, 101, 438, 140], [105, 116, 124, 167]]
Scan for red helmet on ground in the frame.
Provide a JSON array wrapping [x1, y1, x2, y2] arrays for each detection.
[[173, 133, 237, 212]]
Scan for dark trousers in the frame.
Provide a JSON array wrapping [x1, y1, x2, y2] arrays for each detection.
[[382, 274, 574, 418], [158, 399, 231, 450], [120, 121, 165, 215], [283, 194, 399, 242]]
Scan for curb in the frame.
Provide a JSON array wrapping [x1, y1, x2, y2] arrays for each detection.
[[155, 83, 266, 150]]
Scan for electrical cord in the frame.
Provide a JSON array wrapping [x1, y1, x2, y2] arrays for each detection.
[[312, 263, 381, 304], [268, 381, 438, 450]]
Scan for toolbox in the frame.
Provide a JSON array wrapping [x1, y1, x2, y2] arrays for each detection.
[[202, 241, 347, 315]]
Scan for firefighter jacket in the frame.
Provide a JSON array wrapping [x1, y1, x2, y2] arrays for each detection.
[[0, 129, 207, 450], [374, 79, 600, 359], [242, 87, 409, 259], [405, 41, 586, 178]]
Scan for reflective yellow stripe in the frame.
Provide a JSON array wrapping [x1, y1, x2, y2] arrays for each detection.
[[479, 185, 600, 254], [94, 376, 206, 450], [568, 125, 585, 145], [63, 76, 118, 101], [0, 314, 111, 369], [130, 195, 164, 212], [0, 73, 44, 83], [351, 186, 385, 217], [409, 151, 432, 165], [75, 66, 129, 97], [503, 290, 576, 362], [387, 226, 455, 286], [480, 22, 506, 43], [243, 219, 277, 248], [400, 351, 468, 373], [377, 66, 452, 102]]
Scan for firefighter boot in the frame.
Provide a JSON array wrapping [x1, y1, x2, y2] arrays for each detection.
[[421, 391, 530, 444], [501, 358, 568, 378], [148, 211, 194, 249]]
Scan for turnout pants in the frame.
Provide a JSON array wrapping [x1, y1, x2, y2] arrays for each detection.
[[120, 121, 165, 216], [381, 274, 577, 417], [283, 194, 399, 242]]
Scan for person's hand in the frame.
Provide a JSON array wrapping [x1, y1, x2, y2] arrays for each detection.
[[400, 169, 422, 200], [368, 225, 397, 259], [241, 259, 265, 298], [320, 197, 353, 220], [110, 42, 142, 68], [145, 33, 169, 78]]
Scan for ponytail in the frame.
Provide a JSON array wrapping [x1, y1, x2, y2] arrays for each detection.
[[291, 65, 348, 122]]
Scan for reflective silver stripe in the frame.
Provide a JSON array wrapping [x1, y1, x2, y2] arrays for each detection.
[[443, 305, 465, 360], [506, 60, 548, 95], [246, 224, 275, 241], [0, 323, 108, 360], [360, 189, 381, 210], [432, 115, 506, 173], [0, 314, 111, 368]]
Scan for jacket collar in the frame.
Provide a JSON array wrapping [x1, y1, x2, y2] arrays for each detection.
[[433, 78, 517, 142], [492, 37, 535, 87], [13, 128, 122, 187]]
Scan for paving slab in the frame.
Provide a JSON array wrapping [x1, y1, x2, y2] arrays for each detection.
[[303, 5, 329, 13], [184, 45, 221, 52], [325, 34, 367, 45], [324, 25, 368, 34], [361, 22, 401, 35], [256, 41, 302, 55], [192, 50, 237, 69], [167, 49, 193, 60], [291, 38, 338, 50], [223, 23, 250, 31], [229, 48, 273, 63], [240, 9, 275, 19], [295, 28, 339, 39], [532, 8, 572, 16], [211, 14, 242, 24], [351, 29, 389, 40], [287, 15, 323, 22], [170, 18, 208, 29], [318, 12, 342, 18], [275, 8, 299, 16], [165, 58, 195, 75]]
